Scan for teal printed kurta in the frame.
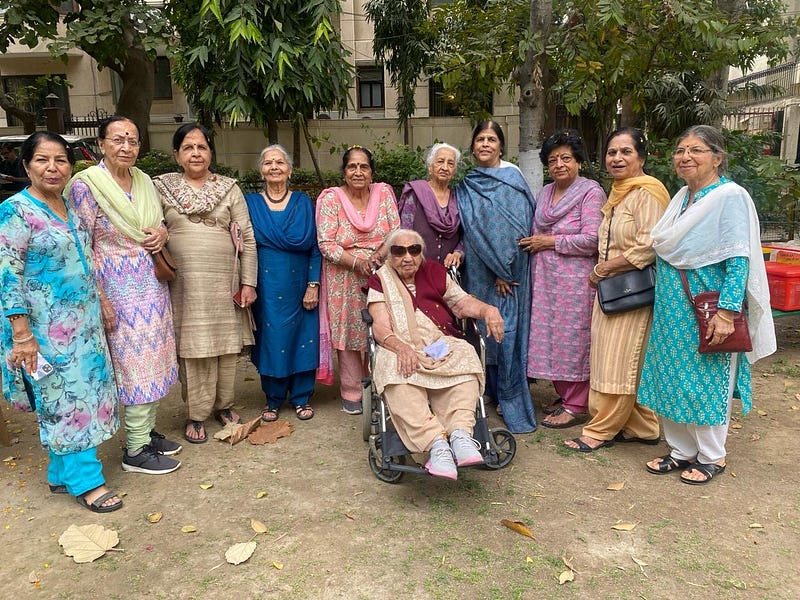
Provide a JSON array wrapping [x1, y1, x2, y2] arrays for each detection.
[[638, 255, 750, 425]]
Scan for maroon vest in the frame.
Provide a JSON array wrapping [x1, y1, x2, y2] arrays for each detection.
[[366, 261, 462, 338]]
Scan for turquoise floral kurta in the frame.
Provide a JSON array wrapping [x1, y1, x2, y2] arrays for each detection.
[[0, 190, 119, 454], [638, 255, 751, 425]]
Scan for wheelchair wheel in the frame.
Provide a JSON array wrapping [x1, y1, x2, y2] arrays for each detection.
[[484, 428, 516, 470], [368, 441, 405, 483]]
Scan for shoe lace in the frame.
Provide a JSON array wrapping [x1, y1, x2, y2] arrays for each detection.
[[429, 443, 454, 462], [452, 431, 480, 452]]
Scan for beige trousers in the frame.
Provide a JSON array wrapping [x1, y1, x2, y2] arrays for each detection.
[[581, 389, 660, 442], [383, 379, 479, 453], [179, 354, 238, 421]]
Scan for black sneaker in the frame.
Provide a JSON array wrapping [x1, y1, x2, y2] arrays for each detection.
[[149, 430, 182, 456], [122, 445, 181, 475]]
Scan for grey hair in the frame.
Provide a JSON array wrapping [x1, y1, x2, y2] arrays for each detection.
[[676, 125, 728, 174], [386, 228, 426, 258], [425, 142, 461, 170], [257, 144, 293, 170]]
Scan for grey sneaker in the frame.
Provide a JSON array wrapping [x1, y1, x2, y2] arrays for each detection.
[[342, 399, 363, 415], [449, 429, 484, 467], [149, 430, 182, 456], [122, 445, 181, 475], [425, 437, 458, 480]]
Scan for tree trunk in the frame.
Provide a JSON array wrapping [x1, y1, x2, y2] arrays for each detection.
[[292, 120, 301, 168], [704, 0, 746, 128], [115, 44, 155, 154], [301, 116, 326, 187], [268, 119, 279, 144], [516, 0, 553, 196], [0, 93, 37, 134]]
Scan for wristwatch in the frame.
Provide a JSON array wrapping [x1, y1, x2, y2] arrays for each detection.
[[307, 282, 320, 288]]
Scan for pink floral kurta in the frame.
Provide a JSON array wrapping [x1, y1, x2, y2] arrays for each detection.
[[316, 183, 399, 351], [526, 178, 605, 381]]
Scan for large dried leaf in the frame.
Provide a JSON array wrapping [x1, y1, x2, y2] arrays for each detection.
[[558, 570, 575, 584], [219, 416, 263, 445], [225, 541, 257, 565], [213, 422, 239, 441], [606, 481, 625, 491], [500, 519, 535, 540], [58, 524, 120, 563], [248, 420, 294, 445], [611, 521, 638, 531]]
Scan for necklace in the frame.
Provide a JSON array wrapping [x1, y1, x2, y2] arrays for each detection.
[[265, 187, 289, 204]]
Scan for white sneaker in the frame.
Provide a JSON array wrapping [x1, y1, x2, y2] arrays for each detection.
[[425, 438, 458, 480], [449, 429, 484, 466]]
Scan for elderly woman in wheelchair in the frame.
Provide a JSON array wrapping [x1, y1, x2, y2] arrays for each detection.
[[365, 229, 506, 480]]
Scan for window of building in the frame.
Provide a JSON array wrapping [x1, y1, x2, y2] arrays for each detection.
[[2, 75, 71, 126], [428, 79, 492, 117], [153, 56, 173, 100], [357, 66, 384, 110]]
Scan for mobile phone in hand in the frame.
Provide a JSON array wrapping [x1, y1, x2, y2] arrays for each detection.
[[24, 352, 54, 381]]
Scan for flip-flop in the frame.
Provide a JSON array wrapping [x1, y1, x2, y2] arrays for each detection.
[[541, 407, 588, 429], [214, 409, 242, 426], [184, 420, 208, 444], [614, 432, 661, 445], [76, 490, 123, 513], [564, 437, 615, 453], [542, 398, 564, 415], [48, 483, 67, 494], [645, 454, 692, 475], [680, 462, 726, 485]]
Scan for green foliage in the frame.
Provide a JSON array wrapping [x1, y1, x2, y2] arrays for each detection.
[[165, 0, 353, 129], [647, 130, 800, 218], [373, 145, 428, 196], [135, 151, 177, 178], [72, 160, 98, 175]]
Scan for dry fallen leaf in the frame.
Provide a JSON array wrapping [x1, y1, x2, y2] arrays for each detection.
[[199, 483, 214, 490], [756, 409, 768, 416], [271, 561, 284, 570], [229, 416, 263, 445], [181, 525, 197, 533], [632, 557, 648, 567], [500, 519, 535, 539], [749, 523, 764, 529], [58, 524, 120, 563], [255, 491, 267, 499], [213, 423, 238, 441], [251, 518, 268, 534], [147, 512, 163, 523], [3, 456, 16, 463], [730, 423, 743, 429], [526, 556, 533, 563], [558, 570, 575, 585], [606, 481, 625, 491], [611, 521, 638, 531], [248, 420, 294, 445], [28, 570, 39, 584], [225, 541, 257, 565]]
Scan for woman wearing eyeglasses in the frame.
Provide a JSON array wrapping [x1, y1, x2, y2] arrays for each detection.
[[637, 125, 775, 484], [316, 146, 400, 414], [153, 123, 257, 444], [366, 229, 504, 479], [519, 129, 605, 428], [68, 116, 181, 475]]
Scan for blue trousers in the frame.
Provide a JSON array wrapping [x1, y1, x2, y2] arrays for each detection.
[[261, 370, 316, 410], [47, 447, 105, 497]]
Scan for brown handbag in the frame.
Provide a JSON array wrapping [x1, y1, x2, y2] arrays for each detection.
[[152, 247, 177, 282], [679, 270, 752, 354]]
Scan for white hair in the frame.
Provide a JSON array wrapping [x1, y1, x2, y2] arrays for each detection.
[[425, 143, 461, 170], [257, 144, 293, 169]]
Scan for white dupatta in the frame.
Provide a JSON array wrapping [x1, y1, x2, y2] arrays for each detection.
[[650, 181, 775, 363]]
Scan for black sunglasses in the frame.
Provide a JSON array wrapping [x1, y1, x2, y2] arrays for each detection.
[[389, 244, 423, 257]]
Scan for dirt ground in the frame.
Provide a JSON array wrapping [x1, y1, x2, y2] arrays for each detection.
[[2, 321, 800, 600]]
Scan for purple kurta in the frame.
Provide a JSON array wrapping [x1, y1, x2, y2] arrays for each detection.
[[526, 177, 605, 381], [398, 180, 463, 264]]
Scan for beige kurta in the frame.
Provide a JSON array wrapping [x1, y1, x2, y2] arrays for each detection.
[[156, 175, 257, 358], [590, 187, 666, 395]]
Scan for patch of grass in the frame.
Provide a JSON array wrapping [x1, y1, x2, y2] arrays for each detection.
[[769, 358, 800, 377]]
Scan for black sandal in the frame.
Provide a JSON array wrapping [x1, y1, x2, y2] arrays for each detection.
[[680, 462, 726, 485], [214, 408, 242, 426], [295, 404, 314, 420], [261, 407, 279, 422], [645, 454, 691, 475], [184, 420, 208, 444]]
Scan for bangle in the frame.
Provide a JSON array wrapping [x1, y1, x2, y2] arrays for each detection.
[[7, 314, 26, 321], [716, 312, 734, 324], [352, 255, 359, 270], [381, 332, 397, 345], [307, 281, 320, 288], [12, 333, 35, 344], [592, 264, 606, 279]]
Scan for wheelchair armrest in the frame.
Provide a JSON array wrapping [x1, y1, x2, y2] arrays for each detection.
[[361, 307, 373, 326]]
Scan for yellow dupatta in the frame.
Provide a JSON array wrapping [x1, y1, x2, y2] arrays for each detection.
[[602, 174, 670, 216]]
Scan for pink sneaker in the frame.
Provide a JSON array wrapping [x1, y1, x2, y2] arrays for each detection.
[[425, 438, 458, 480], [450, 429, 484, 466]]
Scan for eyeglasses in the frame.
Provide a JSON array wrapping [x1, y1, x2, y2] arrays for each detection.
[[188, 214, 221, 228], [547, 154, 575, 167], [673, 147, 713, 158], [389, 244, 423, 257], [104, 137, 140, 147]]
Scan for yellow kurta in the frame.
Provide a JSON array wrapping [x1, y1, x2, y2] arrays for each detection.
[[590, 187, 665, 395], [157, 175, 257, 358]]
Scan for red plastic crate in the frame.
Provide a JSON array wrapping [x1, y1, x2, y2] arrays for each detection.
[[765, 262, 800, 310]]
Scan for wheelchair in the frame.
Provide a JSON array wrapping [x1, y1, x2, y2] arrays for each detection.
[[360, 301, 517, 483]]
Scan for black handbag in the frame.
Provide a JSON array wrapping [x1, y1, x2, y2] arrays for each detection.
[[595, 208, 656, 314]]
